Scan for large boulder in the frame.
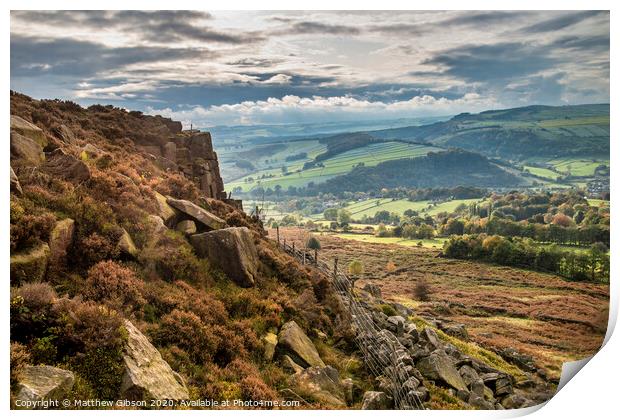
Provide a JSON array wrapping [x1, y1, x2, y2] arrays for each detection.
[[11, 131, 44, 166], [154, 192, 178, 226], [10, 166, 23, 195], [190, 227, 258, 287], [10, 243, 50, 286], [121, 320, 189, 401], [11, 115, 47, 147], [290, 366, 345, 407], [16, 365, 75, 406], [277, 320, 325, 368], [118, 229, 138, 257], [166, 197, 226, 231], [55, 124, 77, 145], [48, 218, 75, 265], [262, 332, 278, 361], [176, 220, 197, 235], [42, 149, 90, 183], [417, 349, 467, 392], [361, 391, 392, 409]]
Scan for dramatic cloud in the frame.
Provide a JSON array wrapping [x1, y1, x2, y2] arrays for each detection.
[[145, 93, 499, 126], [10, 10, 610, 127]]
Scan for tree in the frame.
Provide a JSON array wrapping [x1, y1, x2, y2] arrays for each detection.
[[323, 208, 339, 221], [414, 278, 431, 301], [306, 236, 321, 263], [348, 260, 364, 276], [337, 209, 352, 227]]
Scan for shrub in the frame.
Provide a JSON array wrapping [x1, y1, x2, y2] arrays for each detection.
[[83, 260, 145, 311], [76, 232, 121, 268], [157, 309, 221, 364], [10, 202, 56, 252], [10, 342, 30, 389], [414, 278, 431, 302]]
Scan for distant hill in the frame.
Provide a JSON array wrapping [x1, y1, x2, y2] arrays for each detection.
[[312, 149, 525, 194], [368, 104, 609, 161]]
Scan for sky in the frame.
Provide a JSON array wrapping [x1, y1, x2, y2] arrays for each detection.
[[10, 10, 610, 127]]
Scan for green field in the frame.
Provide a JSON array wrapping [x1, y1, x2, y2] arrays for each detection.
[[332, 233, 446, 249], [334, 197, 484, 219], [547, 158, 609, 177], [227, 142, 439, 192], [523, 166, 561, 180]]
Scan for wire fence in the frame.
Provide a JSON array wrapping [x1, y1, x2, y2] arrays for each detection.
[[278, 237, 424, 410]]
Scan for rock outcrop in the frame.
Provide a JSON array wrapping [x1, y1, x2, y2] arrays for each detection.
[[361, 391, 392, 409], [154, 191, 178, 226], [190, 227, 258, 287], [11, 131, 44, 166], [121, 320, 189, 401], [262, 332, 278, 361], [16, 365, 75, 405], [167, 197, 227, 231], [10, 243, 50, 286], [277, 320, 325, 368], [11, 166, 23, 195], [290, 366, 346, 407], [42, 149, 90, 183], [11, 115, 47, 148], [176, 220, 197, 235], [417, 349, 468, 392], [118, 229, 138, 257]]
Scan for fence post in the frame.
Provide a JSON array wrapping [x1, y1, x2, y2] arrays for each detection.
[[284, 239, 286, 250], [314, 249, 318, 265], [276, 226, 280, 246], [292, 242, 295, 254], [303, 249, 306, 265]]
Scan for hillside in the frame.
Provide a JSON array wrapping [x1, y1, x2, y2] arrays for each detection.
[[369, 104, 609, 161], [311, 149, 525, 194]]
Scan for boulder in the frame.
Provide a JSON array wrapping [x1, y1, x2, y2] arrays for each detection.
[[481, 373, 513, 397], [147, 215, 168, 237], [11, 166, 22, 195], [11, 115, 47, 147], [262, 332, 278, 361], [55, 124, 77, 145], [176, 220, 197, 235], [281, 355, 304, 374], [190, 227, 258, 287], [166, 197, 227, 231], [42, 149, 90, 183], [440, 323, 469, 341], [290, 366, 345, 407], [419, 327, 443, 351], [118, 229, 138, 257], [459, 364, 480, 386], [277, 320, 325, 368], [153, 192, 178, 226], [501, 394, 531, 409], [121, 320, 189, 401], [80, 144, 107, 160], [10, 243, 50, 286], [361, 391, 392, 409], [417, 349, 468, 392], [387, 316, 406, 336], [48, 218, 75, 264], [468, 394, 495, 410], [16, 365, 74, 405], [11, 131, 44, 166]]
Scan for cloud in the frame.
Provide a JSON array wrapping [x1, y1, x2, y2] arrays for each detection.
[[10, 35, 214, 78], [519, 10, 608, 33], [11, 10, 261, 45], [419, 42, 556, 83], [145, 93, 499, 127], [272, 20, 361, 36]]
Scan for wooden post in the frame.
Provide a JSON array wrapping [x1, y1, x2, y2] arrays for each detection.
[[284, 239, 287, 250], [276, 226, 280, 246], [334, 257, 338, 276], [302, 249, 306, 265], [292, 242, 295, 254], [314, 249, 318, 265]]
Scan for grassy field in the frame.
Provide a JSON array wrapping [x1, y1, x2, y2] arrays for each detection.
[[226, 142, 439, 192], [523, 165, 561, 180], [547, 158, 609, 177], [275, 228, 609, 384], [333, 233, 446, 249], [329, 197, 484, 219]]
